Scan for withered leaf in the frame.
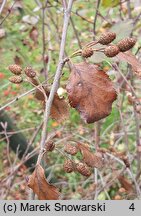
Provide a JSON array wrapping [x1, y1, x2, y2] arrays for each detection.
[[29, 27, 39, 44], [35, 88, 69, 123], [28, 164, 60, 200], [77, 143, 104, 168], [118, 175, 133, 192], [35, 89, 45, 101], [66, 62, 117, 123], [117, 51, 141, 77], [50, 93, 69, 123], [14, 55, 23, 65]]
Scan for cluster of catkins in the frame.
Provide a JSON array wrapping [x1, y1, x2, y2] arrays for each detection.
[[44, 140, 92, 177], [8, 64, 36, 84], [63, 143, 92, 177], [42, 140, 91, 177], [81, 32, 136, 58], [45, 139, 130, 177]]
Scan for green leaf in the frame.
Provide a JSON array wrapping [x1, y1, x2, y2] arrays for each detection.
[[102, 0, 119, 8]]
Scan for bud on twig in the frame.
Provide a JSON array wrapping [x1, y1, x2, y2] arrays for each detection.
[[45, 140, 55, 152]]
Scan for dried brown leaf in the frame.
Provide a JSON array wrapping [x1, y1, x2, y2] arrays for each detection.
[[50, 93, 69, 123], [118, 175, 133, 192], [35, 88, 69, 122], [28, 164, 60, 200], [66, 62, 117, 123], [35, 89, 45, 101], [29, 27, 39, 44], [117, 51, 141, 77], [77, 143, 104, 168], [14, 55, 23, 65]]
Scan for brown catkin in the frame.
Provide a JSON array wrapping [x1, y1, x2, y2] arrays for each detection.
[[98, 32, 116, 45], [64, 144, 78, 155], [24, 66, 36, 78], [117, 38, 136, 52], [82, 48, 93, 58], [63, 159, 74, 173], [122, 156, 130, 168], [8, 64, 22, 75], [104, 45, 120, 57], [76, 162, 91, 177], [9, 75, 23, 84], [45, 140, 55, 152]]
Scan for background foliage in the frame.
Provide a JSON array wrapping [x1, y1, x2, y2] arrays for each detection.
[[0, 0, 141, 200]]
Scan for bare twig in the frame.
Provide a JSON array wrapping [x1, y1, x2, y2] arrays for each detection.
[[36, 0, 73, 165], [112, 63, 137, 97], [0, 75, 53, 111], [106, 152, 141, 197], [0, 0, 17, 26], [98, 170, 111, 200], [0, 87, 35, 111], [70, 17, 82, 49], [93, 0, 101, 40], [75, 10, 93, 24], [0, 0, 7, 14], [21, 122, 43, 162], [127, 0, 132, 19], [1, 122, 12, 167], [41, 0, 49, 79], [94, 121, 101, 200], [128, 66, 141, 180]]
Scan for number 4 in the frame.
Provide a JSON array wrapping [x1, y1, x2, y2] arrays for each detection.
[[129, 203, 135, 211]]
